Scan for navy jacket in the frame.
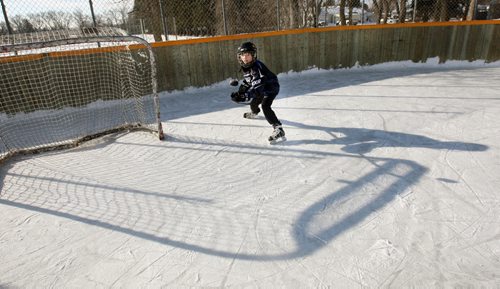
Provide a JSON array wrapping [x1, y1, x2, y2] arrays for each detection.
[[241, 60, 279, 99]]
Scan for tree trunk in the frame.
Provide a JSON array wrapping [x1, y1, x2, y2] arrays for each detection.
[[314, 0, 324, 27], [382, 0, 390, 23], [134, 0, 163, 41], [439, 0, 449, 21], [287, 0, 301, 29], [340, 0, 347, 25], [399, 0, 406, 23], [150, 0, 163, 41], [466, 0, 475, 20], [348, 0, 353, 25], [372, 0, 382, 24], [215, 0, 225, 35]]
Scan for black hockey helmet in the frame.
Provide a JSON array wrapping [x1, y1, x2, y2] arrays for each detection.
[[237, 41, 257, 68]]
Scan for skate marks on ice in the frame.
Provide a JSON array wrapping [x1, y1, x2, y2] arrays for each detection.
[[158, 62, 498, 122], [2, 63, 500, 286], [0, 133, 426, 262]]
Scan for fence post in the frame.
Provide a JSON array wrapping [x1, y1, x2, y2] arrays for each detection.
[[361, 0, 365, 24], [472, 0, 478, 19], [158, 0, 169, 40], [172, 17, 178, 40], [88, 0, 100, 47], [413, 0, 418, 22], [89, 0, 97, 27], [140, 18, 145, 38], [1, 0, 13, 34]]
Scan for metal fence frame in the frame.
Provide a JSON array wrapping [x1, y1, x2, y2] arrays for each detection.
[[0, 0, 498, 40]]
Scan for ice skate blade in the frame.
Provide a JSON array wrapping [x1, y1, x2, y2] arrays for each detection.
[[269, 136, 286, 145]]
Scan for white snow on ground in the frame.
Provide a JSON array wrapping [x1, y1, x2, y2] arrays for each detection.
[[1, 59, 500, 288]]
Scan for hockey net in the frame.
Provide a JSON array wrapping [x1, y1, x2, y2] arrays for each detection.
[[0, 27, 164, 162]]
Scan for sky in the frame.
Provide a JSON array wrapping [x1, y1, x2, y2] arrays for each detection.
[[1, 0, 133, 18], [1, 59, 500, 288]]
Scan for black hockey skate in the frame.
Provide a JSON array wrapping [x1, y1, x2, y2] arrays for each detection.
[[268, 125, 286, 144], [243, 112, 258, 119]]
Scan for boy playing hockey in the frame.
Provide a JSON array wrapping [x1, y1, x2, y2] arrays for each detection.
[[231, 42, 286, 143]]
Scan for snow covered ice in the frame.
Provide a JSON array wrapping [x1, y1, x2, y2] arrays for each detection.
[[1, 59, 500, 288]]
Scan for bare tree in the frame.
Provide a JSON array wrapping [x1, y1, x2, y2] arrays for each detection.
[[101, 1, 130, 29], [133, 0, 163, 41], [437, 0, 448, 21], [339, 0, 347, 25], [372, 0, 382, 23], [347, 0, 354, 24], [73, 10, 93, 28], [9, 15, 25, 32], [19, 19, 36, 33], [287, 0, 301, 29], [1, 0, 13, 34], [116, 3, 131, 29], [0, 21, 7, 35], [311, 0, 325, 27], [10, 15, 38, 32], [26, 13, 48, 31], [382, 0, 391, 23], [414, 0, 434, 22], [398, 0, 407, 23], [300, 0, 314, 27], [102, 9, 127, 27], [40, 11, 73, 30]]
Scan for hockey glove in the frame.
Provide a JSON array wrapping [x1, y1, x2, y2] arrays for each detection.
[[231, 92, 244, 103], [238, 84, 249, 94], [230, 91, 251, 103]]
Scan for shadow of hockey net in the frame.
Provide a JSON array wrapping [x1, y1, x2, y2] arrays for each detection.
[[0, 27, 164, 162]]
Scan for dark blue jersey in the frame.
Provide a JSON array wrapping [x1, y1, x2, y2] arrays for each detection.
[[241, 60, 279, 99]]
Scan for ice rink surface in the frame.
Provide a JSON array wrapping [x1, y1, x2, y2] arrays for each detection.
[[1, 60, 500, 288]]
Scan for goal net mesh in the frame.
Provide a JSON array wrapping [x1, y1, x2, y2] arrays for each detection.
[[0, 27, 164, 162]]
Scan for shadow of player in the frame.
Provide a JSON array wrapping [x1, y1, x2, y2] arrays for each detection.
[[282, 120, 488, 154]]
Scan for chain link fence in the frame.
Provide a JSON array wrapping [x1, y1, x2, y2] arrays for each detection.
[[1, 0, 499, 40]]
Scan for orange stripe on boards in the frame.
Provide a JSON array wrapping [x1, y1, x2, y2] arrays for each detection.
[[0, 54, 43, 63], [0, 43, 147, 62], [151, 20, 500, 48]]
